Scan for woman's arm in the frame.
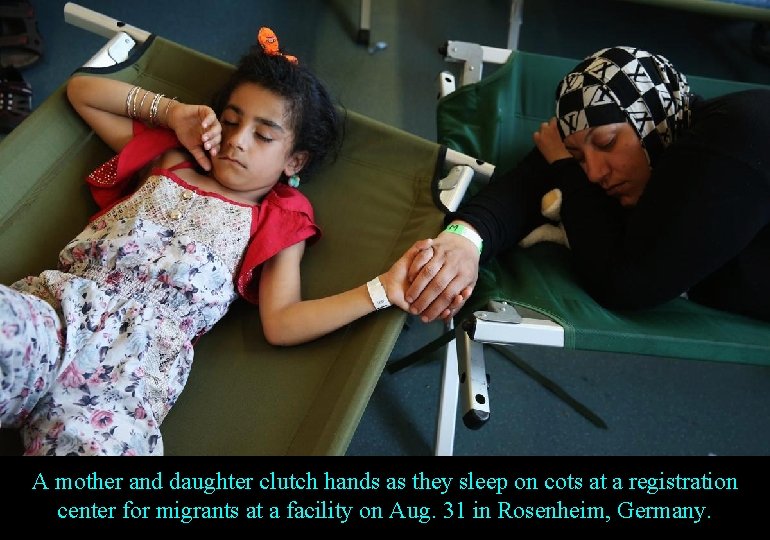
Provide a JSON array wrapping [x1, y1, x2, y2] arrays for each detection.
[[66, 74, 221, 169], [404, 147, 554, 322], [258, 240, 422, 346]]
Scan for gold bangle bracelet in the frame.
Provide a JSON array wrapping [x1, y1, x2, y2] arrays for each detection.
[[149, 92, 164, 126], [137, 89, 150, 121], [125, 85, 140, 118], [162, 96, 178, 127]]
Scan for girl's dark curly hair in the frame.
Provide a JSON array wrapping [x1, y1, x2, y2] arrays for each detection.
[[211, 42, 344, 182]]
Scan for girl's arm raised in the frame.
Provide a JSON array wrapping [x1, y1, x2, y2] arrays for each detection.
[[66, 75, 221, 169], [66, 75, 137, 152], [258, 241, 420, 346]]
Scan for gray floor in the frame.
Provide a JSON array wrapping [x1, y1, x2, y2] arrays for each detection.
[[12, 0, 770, 456]]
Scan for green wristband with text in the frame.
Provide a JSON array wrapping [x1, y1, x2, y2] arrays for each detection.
[[445, 223, 483, 253]]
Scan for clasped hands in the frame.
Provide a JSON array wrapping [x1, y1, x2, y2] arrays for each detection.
[[382, 225, 480, 323], [384, 117, 571, 322]]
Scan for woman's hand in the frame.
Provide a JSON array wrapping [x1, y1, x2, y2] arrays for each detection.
[[167, 102, 222, 171], [404, 229, 479, 323], [533, 117, 572, 164], [381, 237, 473, 321]]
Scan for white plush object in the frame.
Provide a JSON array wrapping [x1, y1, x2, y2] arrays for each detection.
[[518, 188, 570, 248]]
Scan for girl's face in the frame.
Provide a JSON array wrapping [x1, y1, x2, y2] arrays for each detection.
[[563, 122, 651, 207], [211, 82, 307, 203]]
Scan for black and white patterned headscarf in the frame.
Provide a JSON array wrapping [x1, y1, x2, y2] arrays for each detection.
[[555, 46, 692, 166]]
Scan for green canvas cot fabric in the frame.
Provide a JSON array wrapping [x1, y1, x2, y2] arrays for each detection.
[[438, 49, 770, 365], [0, 36, 445, 455]]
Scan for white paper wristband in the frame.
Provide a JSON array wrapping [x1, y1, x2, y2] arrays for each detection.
[[367, 276, 391, 310]]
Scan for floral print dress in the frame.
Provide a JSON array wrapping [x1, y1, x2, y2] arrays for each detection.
[[0, 127, 318, 456]]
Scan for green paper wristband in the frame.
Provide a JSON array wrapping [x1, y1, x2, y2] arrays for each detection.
[[445, 223, 483, 253]]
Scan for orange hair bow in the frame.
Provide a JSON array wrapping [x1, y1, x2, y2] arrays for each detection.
[[258, 27, 298, 64]]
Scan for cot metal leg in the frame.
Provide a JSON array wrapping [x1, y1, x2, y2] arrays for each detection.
[[508, 0, 524, 50], [434, 319, 494, 455], [439, 301, 564, 447], [434, 320, 459, 456], [441, 40, 512, 86], [81, 32, 135, 67], [64, 2, 150, 43], [457, 320, 490, 430], [358, 0, 371, 45]]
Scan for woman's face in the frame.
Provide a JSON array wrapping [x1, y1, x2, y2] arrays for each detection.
[[563, 122, 651, 207]]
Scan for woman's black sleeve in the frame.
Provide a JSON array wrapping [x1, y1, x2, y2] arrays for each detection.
[[446, 147, 555, 263]]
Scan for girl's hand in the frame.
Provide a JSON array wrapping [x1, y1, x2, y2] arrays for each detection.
[[380, 241, 432, 311], [380, 239, 471, 316], [533, 117, 572, 164], [167, 102, 222, 171]]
